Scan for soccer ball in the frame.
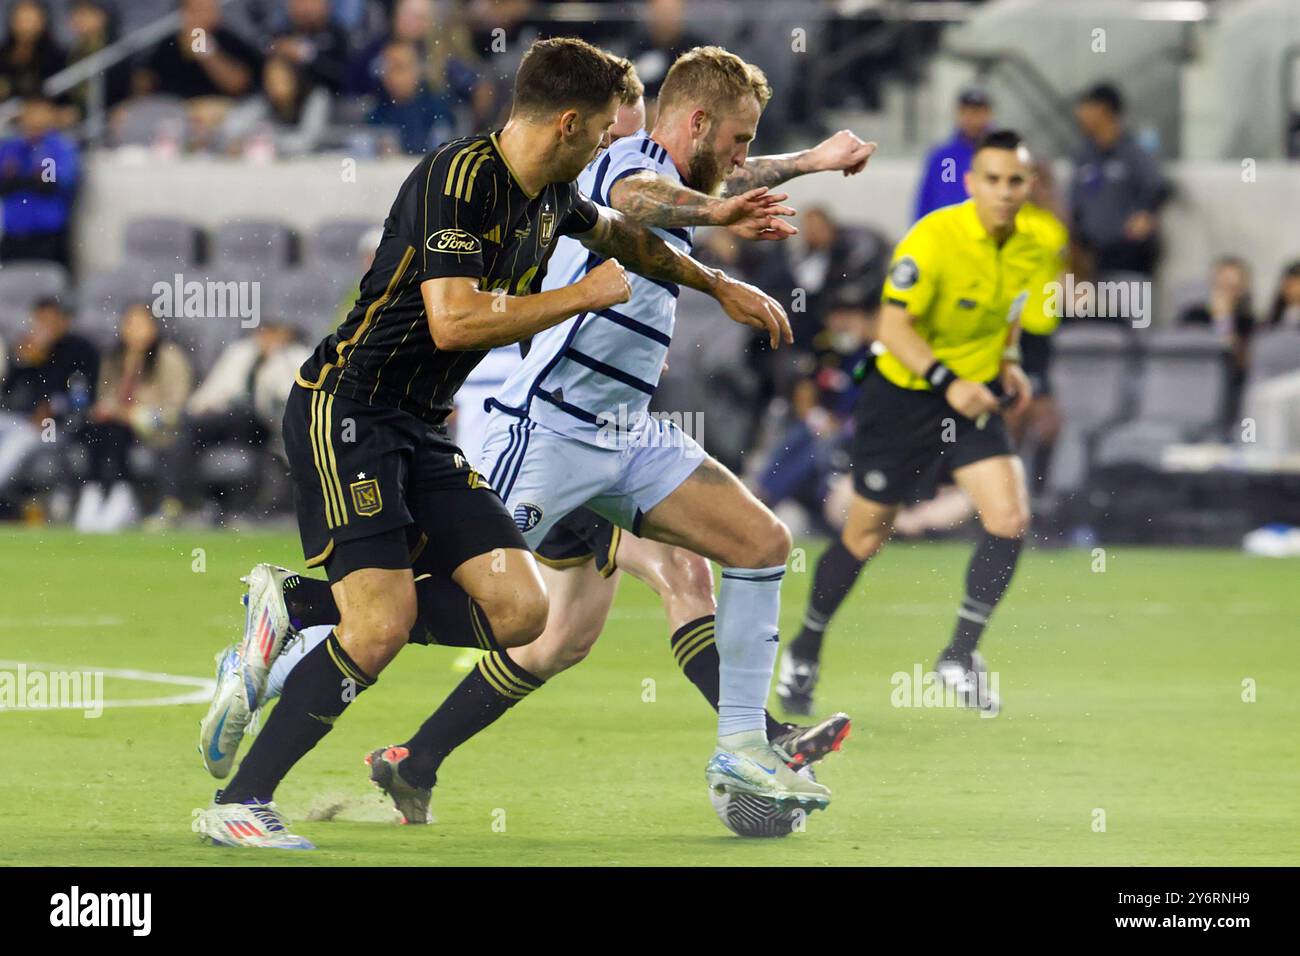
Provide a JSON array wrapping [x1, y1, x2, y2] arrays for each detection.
[[708, 767, 817, 838]]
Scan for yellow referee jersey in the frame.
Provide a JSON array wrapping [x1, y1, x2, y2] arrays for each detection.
[[877, 199, 1066, 389]]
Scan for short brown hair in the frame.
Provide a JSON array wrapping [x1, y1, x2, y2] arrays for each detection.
[[657, 46, 771, 117], [512, 37, 635, 117]]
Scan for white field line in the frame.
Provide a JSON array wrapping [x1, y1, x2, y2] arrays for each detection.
[[0, 659, 214, 711]]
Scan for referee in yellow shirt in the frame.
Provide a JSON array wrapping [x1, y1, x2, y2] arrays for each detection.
[[779, 130, 1055, 716]]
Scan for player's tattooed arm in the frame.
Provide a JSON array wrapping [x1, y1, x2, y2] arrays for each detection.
[[578, 206, 792, 347], [721, 130, 877, 197], [608, 171, 796, 239]]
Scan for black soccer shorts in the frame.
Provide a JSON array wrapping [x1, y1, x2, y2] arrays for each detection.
[[850, 369, 1014, 505], [533, 506, 621, 578], [282, 383, 526, 582]]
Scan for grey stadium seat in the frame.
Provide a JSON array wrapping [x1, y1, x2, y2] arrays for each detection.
[[1046, 322, 1138, 493], [1093, 326, 1230, 467], [76, 266, 163, 348], [1050, 322, 1137, 430], [212, 220, 296, 277], [0, 261, 70, 338], [110, 95, 188, 147], [262, 266, 353, 339], [1246, 326, 1300, 386], [307, 218, 374, 271], [124, 216, 203, 269]]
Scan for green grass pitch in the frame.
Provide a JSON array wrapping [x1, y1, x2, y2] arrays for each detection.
[[1, 528, 1295, 866]]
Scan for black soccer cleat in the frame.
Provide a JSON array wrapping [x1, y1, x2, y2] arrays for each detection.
[[770, 712, 852, 769], [774, 650, 819, 716], [364, 746, 433, 825]]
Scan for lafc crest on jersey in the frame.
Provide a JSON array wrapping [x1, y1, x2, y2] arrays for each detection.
[[539, 207, 556, 245], [350, 475, 382, 516]]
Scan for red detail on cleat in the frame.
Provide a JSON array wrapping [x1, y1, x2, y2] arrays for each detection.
[[829, 720, 852, 752], [383, 746, 410, 763]]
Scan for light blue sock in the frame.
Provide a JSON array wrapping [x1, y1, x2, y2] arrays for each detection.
[[715, 564, 785, 739], [265, 625, 332, 701]]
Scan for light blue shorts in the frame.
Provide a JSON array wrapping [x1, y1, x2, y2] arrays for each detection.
[[477, 412, 706, 549]]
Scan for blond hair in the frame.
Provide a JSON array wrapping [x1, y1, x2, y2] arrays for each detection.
[[657, 46, 771, 117]]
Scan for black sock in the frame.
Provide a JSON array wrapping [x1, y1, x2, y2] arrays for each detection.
[[669, 615, 786, 740], [282, 573, 499, 651], [944, 531, 1024, 666], [789, 541, 866, 662], [399, 650, 543, 788], [219, 629, 374, 803], [282, 574, 335, 631]]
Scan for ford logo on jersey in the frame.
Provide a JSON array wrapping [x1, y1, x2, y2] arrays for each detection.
[[514, 502, 543, 532], [427, 229, 482, 255]]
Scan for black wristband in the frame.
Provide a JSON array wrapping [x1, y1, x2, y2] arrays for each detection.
[[924, 360, 956, 393]]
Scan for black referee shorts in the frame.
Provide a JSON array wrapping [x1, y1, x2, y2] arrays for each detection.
[[851, 370, 1014, 506], [282, 383, 526, 583], [533, 506, 621, 578]]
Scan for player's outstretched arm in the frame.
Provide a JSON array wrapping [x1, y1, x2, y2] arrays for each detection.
[[578, 205, 792, 348], [421, 264, 630, 350], [721, 129, 877, 196], [608, 172, 797, 240]]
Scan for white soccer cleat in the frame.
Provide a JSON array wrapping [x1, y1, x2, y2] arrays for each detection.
[[195, 795, 315, 850], [238, 564, 297, 712], [935, 651, 1000, 716], [199, 645, 254, 778], [706, 741, 832, 811]]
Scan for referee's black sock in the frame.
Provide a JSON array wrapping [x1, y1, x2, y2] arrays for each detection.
[[398, 650, 544, 789], [219, 629, 374, 804], [283, 573, 500, 651], [788, 541, 867, 662], [669, 615, 785, 740], [943, 531, 1023, 666]]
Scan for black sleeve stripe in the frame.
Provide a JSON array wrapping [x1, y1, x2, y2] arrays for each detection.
[[885, 296, 909, 308]]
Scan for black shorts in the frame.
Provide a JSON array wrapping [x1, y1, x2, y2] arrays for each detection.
[[851, 370, 1014, 505], [282, 384, 526, 582], [1021, 331, 1053, 397], [533, 506, 621, 578]]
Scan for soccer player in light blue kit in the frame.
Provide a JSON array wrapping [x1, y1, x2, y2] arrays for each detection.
[[357, 46, 875, 817]]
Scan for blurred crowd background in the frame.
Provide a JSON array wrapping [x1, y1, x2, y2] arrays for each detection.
[[1, 0, 1299, 551]]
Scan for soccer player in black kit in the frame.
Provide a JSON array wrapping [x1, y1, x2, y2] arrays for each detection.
[[195, 37, 791, 849]]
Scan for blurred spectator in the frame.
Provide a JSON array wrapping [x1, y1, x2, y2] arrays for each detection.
[[133, 0, 262, 100], [222, 53, 330, 157], [64, 0, 131, 120], [350, 0, 484, 122], [625, 0, 706, 104], [0, 297, 97, 506], [368, 40, 456, 155], [1180, 256, 1256, 416], [152, 319, 308, 525], [1070, 82, 1171, 278], [76, 303, 191, 531], [758, 297, 875, 529], [0, 0, 65, 103], [1266, 260, 1300, 327], [914, 86, 992, 221], [270, 0, 350, 94], [783, 207, 889, 348], [0, 94, 79, 266]]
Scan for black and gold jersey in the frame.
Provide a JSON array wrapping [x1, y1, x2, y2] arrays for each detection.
[[296, 132, 601, 427]]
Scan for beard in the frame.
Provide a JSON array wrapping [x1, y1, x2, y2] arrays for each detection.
[[686, 145, 727, 196]]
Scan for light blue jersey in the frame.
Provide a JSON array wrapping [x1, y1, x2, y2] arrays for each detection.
[[490, 131, 692, 445]]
